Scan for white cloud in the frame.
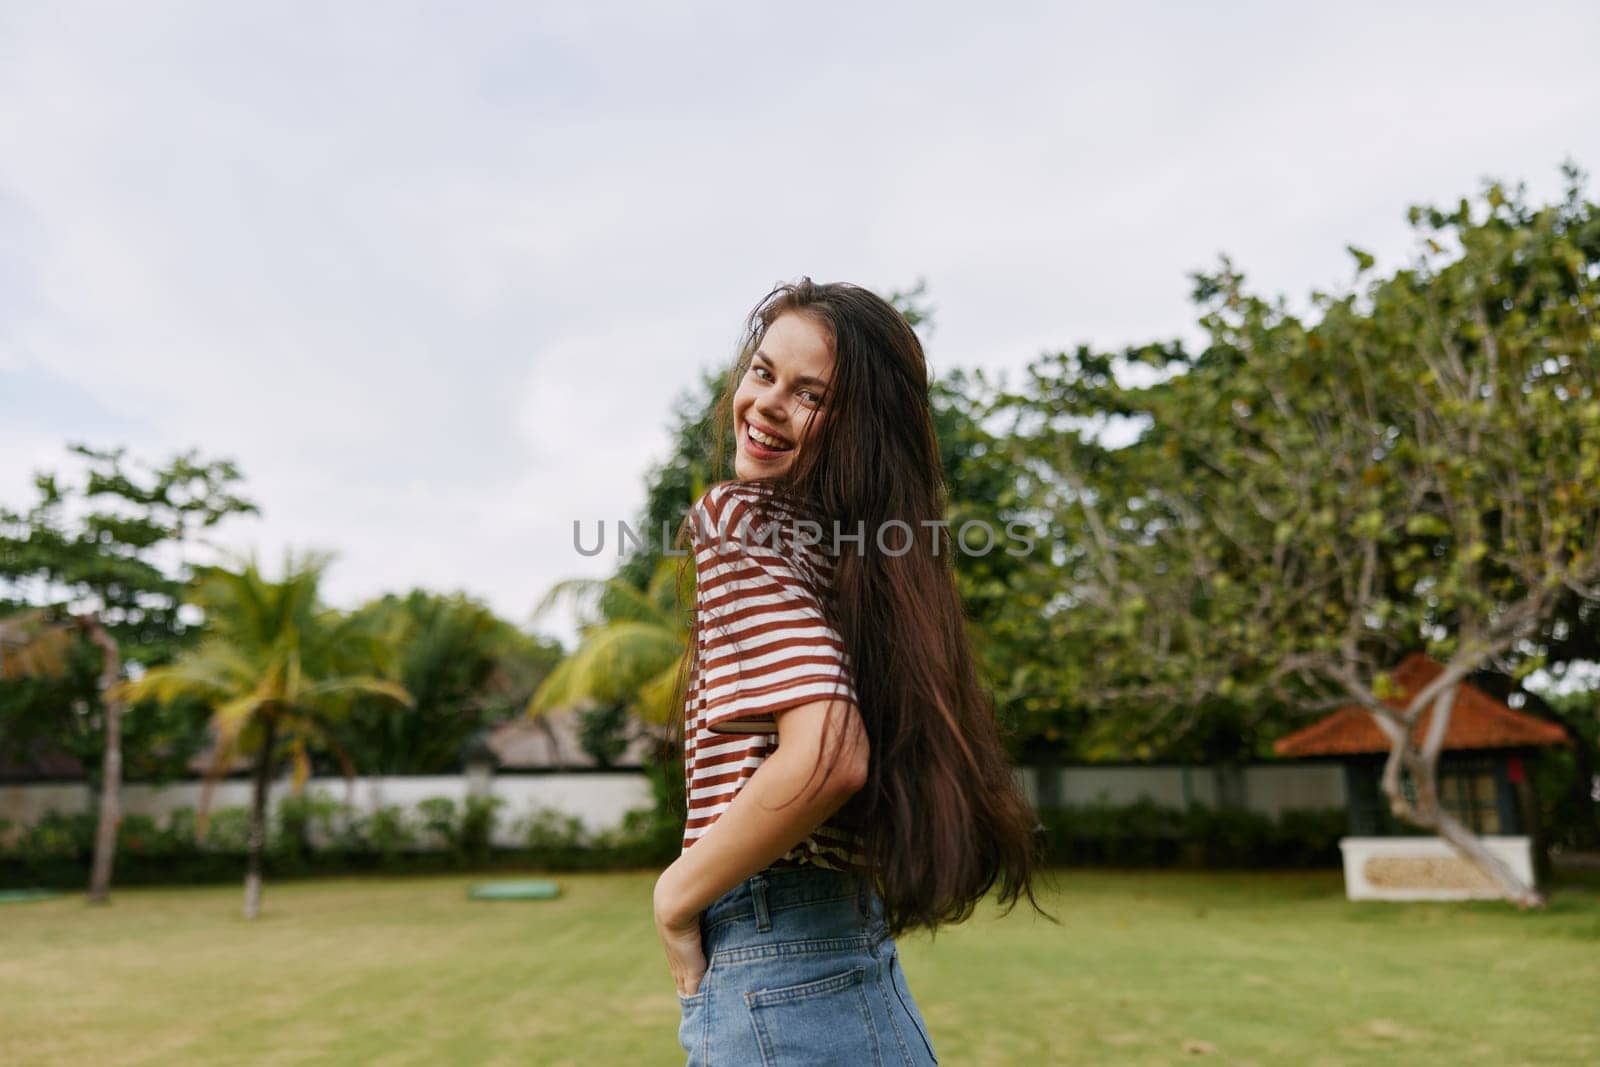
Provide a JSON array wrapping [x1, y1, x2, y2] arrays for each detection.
[[2, 0, 1597, 647]]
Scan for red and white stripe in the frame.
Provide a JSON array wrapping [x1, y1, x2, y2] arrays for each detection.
[[680, 480, 868, 872]]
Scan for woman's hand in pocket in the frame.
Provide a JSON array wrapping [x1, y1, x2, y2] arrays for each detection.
[[654, 867, 709, 997]]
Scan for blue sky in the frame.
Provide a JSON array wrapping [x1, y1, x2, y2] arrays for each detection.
[[3, 1, 1598, 646]]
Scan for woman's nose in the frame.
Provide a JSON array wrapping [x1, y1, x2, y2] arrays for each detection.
[[756, 390, 790, 423]]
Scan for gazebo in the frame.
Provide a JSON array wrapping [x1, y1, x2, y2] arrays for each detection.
[[1273, 652, 1569, 899]]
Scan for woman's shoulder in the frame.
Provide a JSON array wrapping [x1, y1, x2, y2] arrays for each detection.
[[694, 478, 763, 515], [691, 479, 784, 540]]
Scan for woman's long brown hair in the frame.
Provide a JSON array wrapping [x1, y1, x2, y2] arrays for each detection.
[[673, 276, 1056, 939]]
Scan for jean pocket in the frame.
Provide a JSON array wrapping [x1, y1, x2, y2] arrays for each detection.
[[890, 948, 938, 1063], [677, 978, 708, 1062], [678, 954, 716, 1006], [746, 964, 882, 1064]]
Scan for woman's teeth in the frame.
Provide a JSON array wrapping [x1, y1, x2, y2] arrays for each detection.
[[748, 425, 791, 451]]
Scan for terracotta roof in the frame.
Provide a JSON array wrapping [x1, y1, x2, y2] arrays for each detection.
[[1274, 653, 1570, 757]]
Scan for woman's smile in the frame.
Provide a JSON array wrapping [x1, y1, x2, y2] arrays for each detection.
[[743, 419, 793, 457]]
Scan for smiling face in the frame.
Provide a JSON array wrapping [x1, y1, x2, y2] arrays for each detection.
[[732, 310, 836, 481]]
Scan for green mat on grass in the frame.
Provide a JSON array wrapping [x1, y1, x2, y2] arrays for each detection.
[[467, 880, 561, 901], [0, 889, 64, 904]]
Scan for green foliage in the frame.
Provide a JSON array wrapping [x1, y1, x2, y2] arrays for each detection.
[[18, 810, 96, 860], [993, 167, 1600, 760], [1, 786, 682, 887], [575, 701, 631, 767], [932, 368, 1078, 746], [1531, 687, 1600, 850], [365, 806, 417, 866], [409, 793, 501, 864], [460, 794, 502, 865], [529, 556, 693, 725], [0, 444, 257, 781], [275, 792, 341, 865], [616, 368, 728, 593], [521, 806, 588, 851], [336, 590, 563, 774], [416, 796, 461, 852], [200, 807, 253, 852], [116, 551, 412, 792]]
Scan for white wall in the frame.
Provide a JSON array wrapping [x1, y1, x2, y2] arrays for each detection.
[[1244, 764, 1346, 816], [1016, 763, 1345, 814], [2, 762, 1348, 849], [1, 773, 654, 849], [0, 782, 86, 833]]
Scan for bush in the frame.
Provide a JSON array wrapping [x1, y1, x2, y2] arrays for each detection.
[[416, 796, 461, 855], [199, 806, 252, 853], [275, 793, 329, 866], [366, 805, 416, 866], [461, 795, 501, 865], [24, 811, 97, 860], [590, 804, 681, 864], [522, 806, 588, 852], [116, 813, 164, 857]]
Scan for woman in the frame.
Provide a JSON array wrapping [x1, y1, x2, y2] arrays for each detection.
[[654, 278, 1053, 1065]]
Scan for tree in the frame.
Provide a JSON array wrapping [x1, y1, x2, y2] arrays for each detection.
[[930, 368, 1075, 757], [112, 550, 412, 919], [0, 444, 257, 901], [998, 170, 1600, 905], [616, 370, 726, 593], [336, 590, 562, 774], [576, 700, 633, 767]]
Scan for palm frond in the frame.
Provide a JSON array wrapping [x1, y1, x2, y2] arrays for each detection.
[[534, 576, 667, 629], [633, 651, 692, 724], [526, 621, 681, 713], [300, 675, 413, 707], [111, 638, 260, 705]]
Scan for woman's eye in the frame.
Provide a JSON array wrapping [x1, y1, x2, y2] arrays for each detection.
[[800, 390, 823, 405]]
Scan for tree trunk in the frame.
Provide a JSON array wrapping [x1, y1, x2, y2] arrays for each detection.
[[1374, 685, 1545, 908], [86, 619, 123, 905], [243, 715, 279, 921]]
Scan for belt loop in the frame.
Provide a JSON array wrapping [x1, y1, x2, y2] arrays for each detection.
[[860, 878, 888, 951], [751, 873, 772, 932]]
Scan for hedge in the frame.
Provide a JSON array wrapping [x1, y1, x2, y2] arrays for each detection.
[[0, 796, 1347, 889]]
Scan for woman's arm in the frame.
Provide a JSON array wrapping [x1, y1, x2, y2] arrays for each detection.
[[653, 696, 869, 928]]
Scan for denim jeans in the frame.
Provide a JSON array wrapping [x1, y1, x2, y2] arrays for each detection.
[[676, 864, 939, 1066]]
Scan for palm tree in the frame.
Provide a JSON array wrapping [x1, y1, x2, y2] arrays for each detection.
[[527, 554, 694, 726], [112, 549, 412, 919]]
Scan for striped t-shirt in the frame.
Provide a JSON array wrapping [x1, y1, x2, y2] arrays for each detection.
[[680, 479, 869, 872]]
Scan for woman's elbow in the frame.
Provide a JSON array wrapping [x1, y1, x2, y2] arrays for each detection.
[[834, 747, 870, 796], [832, 721, 871, 795]]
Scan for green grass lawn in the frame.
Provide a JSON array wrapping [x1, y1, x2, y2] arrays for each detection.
[[2, 867, 1595, 1066]]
